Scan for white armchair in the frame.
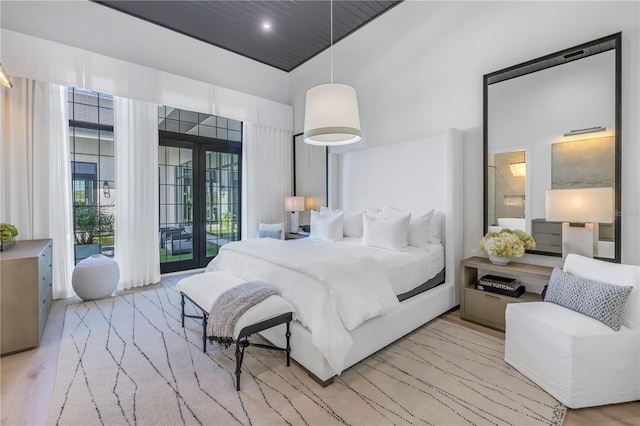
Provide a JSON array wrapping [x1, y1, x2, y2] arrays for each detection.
[[505, 254, 639, 408]]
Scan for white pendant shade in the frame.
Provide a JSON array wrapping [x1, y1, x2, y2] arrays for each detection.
[[303, 83, 361, 146]]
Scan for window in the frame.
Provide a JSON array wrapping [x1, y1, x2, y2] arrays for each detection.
[[68, 88, 115, 264]]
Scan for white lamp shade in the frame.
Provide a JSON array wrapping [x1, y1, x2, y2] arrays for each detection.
[[303, 83, 361, 146], [285, 196, 305, 212], [545, 188, 614, 223]]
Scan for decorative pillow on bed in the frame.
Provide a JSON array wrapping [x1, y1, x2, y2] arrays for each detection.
[[343, 210, 364, 237], [362, 211, 411, 250], [383, 207, 434, 249], [429, 212, 444, 244], [310, 209, 344, 242], [545, 267, 633, 331]]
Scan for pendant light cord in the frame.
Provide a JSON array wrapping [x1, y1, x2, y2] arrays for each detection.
[[330, 0, 333, 84]]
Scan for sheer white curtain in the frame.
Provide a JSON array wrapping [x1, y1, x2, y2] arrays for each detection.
[[242, 123, 293, 240], [114, 97, 160, 289], [1, 78, 75, 299]]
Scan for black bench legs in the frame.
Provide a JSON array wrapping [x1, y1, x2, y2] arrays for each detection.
[[180, 292, 293, 391]]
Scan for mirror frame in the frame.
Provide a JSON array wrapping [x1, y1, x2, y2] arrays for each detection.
[[483, 32, 622, 262]]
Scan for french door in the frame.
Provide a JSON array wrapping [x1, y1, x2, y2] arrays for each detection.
[[159, 132, 241, 273]]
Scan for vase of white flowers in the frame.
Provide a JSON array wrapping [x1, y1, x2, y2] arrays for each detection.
[[479, 229, 536, 265]]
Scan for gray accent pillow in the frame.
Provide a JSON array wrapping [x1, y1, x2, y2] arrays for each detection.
[[257, 229, 282, 239], [545, 267, 633, 331]]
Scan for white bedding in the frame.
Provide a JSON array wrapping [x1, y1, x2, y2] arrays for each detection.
[[206, 238, 401, 374], [338, 237, 444, 295], [206, 237, 444, 375]]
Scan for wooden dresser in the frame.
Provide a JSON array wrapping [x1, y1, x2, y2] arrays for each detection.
[[0, 239, 53, 355]]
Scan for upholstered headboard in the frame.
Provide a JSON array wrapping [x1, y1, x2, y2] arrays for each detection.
[[328, 129, 464, 304]]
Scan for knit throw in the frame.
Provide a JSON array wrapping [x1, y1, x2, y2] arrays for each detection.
[[207, 281, 279, 348]]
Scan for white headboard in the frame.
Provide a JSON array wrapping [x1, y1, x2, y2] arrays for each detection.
[[329, 129, 464, 304]]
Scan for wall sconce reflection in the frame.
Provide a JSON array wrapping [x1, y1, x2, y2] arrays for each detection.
[[103, 181, 111, 198], [509, 162, 526, 177]]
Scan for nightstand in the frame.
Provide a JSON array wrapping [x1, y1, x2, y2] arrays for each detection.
[[285, 232, 309, 240], [459, 256, 552, 331]]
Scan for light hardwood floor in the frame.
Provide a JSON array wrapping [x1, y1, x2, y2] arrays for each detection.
[[1, 276, 638, 425]]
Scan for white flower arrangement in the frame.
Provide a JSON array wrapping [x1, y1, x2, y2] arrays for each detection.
[[479, 229, 536, 258]]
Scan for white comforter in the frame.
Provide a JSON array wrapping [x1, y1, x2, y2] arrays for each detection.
[[205, 238, 400, 374]]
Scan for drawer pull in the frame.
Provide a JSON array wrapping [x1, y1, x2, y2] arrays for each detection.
[[483, 294, 500, 300]]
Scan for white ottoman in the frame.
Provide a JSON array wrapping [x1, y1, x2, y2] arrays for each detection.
[[72, 254, 120, 300], [176, 271, 294, 390]]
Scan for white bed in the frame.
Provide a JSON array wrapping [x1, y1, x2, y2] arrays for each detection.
[[207, 129, 463, 384]]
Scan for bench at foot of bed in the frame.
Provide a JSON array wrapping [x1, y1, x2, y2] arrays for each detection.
[[176, 271, 294, 391]]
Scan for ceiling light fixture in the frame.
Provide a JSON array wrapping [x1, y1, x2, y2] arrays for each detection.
[[0, 63, 13, 89], [303, 0, 361, 146], [262, 22, 271, 30]]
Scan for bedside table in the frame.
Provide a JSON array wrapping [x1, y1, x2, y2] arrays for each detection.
[[459, 256, 552, 331], [285, 232, 309, 240]]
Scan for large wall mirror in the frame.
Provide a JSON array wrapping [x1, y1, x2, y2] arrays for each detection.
[[483, 33, 621, 262], [293, 133, 328, 226]]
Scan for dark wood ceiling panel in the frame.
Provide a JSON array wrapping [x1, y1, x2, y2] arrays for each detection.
[[94, 0, 401, 72]]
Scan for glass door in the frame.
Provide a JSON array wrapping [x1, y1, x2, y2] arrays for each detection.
[[159, 135, 241, 273]]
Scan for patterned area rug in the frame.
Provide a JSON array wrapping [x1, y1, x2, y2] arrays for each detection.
[[50, 288, 566, 425]]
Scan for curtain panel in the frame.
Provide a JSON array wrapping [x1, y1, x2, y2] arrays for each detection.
[[1, 78, 75, 299], [114, 97, 161, 289], [242, 123, 293, 240]]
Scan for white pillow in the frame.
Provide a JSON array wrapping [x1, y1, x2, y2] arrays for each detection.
[[383, 207, 434, 249], [429, 212, 444, 244], [258, 223, 285, 240], [310, 209, 344, 242], [343, 210, 364, 237], [362, 212, 411, 250]]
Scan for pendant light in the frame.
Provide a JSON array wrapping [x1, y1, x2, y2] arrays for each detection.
[[303, 0, 361, 146]]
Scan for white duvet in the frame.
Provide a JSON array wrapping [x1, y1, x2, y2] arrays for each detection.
[[205, 238, 400, 374]]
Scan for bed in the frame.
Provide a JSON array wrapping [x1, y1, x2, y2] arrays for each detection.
[[206, 129, 463, 384]]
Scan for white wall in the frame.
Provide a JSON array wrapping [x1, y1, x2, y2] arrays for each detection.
[[290, 0, 640, 266], [0, 0, 289, 104]]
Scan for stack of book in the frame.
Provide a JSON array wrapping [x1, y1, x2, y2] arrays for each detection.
[[476, 274, 525, 298]]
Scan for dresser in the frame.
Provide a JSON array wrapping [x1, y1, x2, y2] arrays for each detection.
[[0, 239, 53, 355]]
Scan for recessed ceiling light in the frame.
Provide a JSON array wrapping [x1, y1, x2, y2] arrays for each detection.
[[262, 22, 271, 30]]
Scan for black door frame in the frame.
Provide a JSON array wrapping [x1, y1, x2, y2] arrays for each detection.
[[160, 131, 242, 273]]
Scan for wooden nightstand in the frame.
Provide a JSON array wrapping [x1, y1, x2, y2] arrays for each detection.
[[459, 256, 552, 331], [284, 232, 309, 240]]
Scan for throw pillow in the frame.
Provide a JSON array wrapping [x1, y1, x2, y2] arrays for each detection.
[[257, 229, 282, 239], [362, 211, 411, 250], [310, 209, 344, 242], [383, 206, 434, 248], [343, 210, 364, 237], [257, 223, 285, 240], [544, 267, 633, 331]]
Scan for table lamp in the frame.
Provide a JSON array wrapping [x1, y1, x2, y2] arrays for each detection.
[[545, 187, 614, 259], [285, 196, 305, 234]]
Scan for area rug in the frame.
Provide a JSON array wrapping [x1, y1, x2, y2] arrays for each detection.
[[50, 288, 566, 425]]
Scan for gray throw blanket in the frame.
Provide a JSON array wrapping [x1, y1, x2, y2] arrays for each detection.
[[207, 280, 279, 348]]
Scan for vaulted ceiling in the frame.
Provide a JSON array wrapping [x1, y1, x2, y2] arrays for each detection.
[[94, 1, 401, 72]]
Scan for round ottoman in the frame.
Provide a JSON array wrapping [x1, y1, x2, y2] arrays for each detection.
[[72, 254, 120, 300]]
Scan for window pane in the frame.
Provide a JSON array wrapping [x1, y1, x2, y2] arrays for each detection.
[[100, 131, 114, 156], [73, 128, 99, 154], [228, 119, 242, 131]]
